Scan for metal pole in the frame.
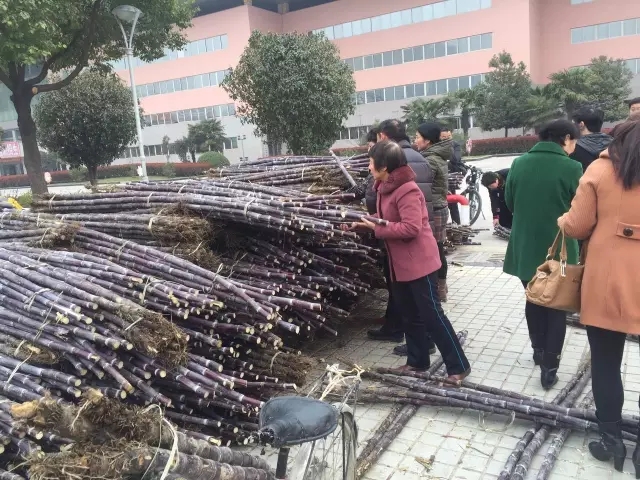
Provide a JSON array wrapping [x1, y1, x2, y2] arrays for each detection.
[[125, 48, 148, 182]]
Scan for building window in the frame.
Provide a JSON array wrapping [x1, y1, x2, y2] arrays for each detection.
[[137, 69, 230, 98], [110, 34, 228, 70], [571, 0, 593, 4], [313, 0, 491, 39], [572, 17, 639, 43], [343, 33, 492, 71], [224, 137, 239, 149], [353, 73, 486, 104]]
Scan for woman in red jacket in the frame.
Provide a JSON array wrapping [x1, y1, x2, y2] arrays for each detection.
[[346, 140, 471, 379]]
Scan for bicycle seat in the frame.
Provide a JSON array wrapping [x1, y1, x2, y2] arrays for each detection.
[[259, 396, 339, 448]]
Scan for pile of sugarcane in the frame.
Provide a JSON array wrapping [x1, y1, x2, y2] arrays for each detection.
[[493, 224, 511, 240], [0, 178, 391, 459], [209, 155, 371, 193], [445, 223, 480, 246], [4, 388, 274, 480]]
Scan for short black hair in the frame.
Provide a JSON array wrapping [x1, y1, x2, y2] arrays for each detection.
[[481, 172, 500, 188], [366, 128, 379, 144], [417, 122, 441, 144], [378, 119, 410, 142], [572, 107, 605, 133], [538, 119, 580, 145], [626, 97, 640, 108], [440, 126, 452, 133], [369, 140, 407, 173]]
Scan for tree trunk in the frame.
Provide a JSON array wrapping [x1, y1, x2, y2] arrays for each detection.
[[461, 109, 470, 138], [504, 127, 509, 137], [12, 91, 48, 195], [87, 165, 98, 186]]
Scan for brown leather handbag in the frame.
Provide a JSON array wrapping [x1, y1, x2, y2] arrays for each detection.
[[525, 229, 585, 313]]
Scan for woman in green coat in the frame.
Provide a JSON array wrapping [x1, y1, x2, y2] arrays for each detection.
[[503, 119, 582, 389]]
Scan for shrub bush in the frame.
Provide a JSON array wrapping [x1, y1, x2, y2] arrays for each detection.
[[69, 167, 88, 183], [161, 163, 177, 178], [197, 151, 230, 168], [468, 136, 538, 156]]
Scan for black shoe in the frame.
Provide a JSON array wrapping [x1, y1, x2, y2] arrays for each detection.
[[533, 348, 543, 366], [367, 328, 403, 342], [393, 343, 436, 356], [540, 352, 560, 390], [589, 417, 626, 472]]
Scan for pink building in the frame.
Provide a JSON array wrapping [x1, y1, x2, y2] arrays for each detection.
[[100, 0, 640, 162]]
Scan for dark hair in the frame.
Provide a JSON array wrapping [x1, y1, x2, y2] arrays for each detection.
[[572, 107, 605, 133], [366, 128, 379, 144], [481, 172, 500, 188], [378, 119, 410, 142], [440, 126, 452, 133], [369, 140, 407, 173], [608, 119, 640, 189], [417, 122, 441, 144], [626, 97, 640, 108], [538, 119, 580, 145]]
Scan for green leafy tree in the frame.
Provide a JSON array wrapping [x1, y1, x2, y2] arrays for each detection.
[[0, 0, 195, 194], [33, 71, 137, 186], [174, 137, 195, 162], [547, 56, 633, 121], [450, 87, 483, 138], [521, 86, 564, 132], [187, 119, 226, 153], [401, 97, 456, 135], [475, 52, 533, 137], [222, 31, 355, 155]]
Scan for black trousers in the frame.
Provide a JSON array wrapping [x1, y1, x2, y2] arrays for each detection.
[[437, 242, 447, 281], [381, 253, 402, 335], [392, 272, 470, 373], [521, 281, 567, 354], [448, 202, 460, 224], [587, 326, 627, 423]]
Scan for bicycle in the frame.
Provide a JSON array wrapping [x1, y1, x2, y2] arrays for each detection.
[[458, 164, 484, 226], [253, 367, 360, 480]]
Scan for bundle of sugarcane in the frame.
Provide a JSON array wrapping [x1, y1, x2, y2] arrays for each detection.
[[0, 220, 382, 444], [2, 210, 213, 247], [493, 224, 511, 240], [445, 224, 480, 246], [9, 389, 274, 480], [209, 155, 371, 192]]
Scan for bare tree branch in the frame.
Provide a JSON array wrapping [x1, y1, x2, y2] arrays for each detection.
[[27, 0, 103, 87]]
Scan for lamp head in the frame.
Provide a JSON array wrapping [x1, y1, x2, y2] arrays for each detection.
[[112, 5, 143, 23]]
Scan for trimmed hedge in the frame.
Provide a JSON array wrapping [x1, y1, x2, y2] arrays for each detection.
[[0, 162, 210, 189], [469, 136, 538, 156]]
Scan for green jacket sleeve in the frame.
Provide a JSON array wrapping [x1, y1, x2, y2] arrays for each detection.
[[505, 160, 516, 213]]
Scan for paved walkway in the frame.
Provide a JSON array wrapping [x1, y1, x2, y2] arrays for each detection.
[[299, 257, 639, 480]]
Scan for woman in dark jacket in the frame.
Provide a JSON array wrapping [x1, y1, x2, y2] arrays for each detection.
[[415, 122, 452, 301], [344, 141, 470, 379]]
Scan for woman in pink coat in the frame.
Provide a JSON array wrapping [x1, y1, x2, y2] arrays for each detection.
[[346, 140, 470, 380]]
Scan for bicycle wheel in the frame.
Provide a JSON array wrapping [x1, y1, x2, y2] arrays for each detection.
[[288, 405, 358, 480], [468, 190, 482, 226]]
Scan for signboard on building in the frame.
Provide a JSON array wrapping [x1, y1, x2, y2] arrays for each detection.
[[0, 141, 22, 159]]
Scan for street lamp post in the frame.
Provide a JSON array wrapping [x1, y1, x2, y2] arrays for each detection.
[[112, 5, 148, 182], [238, 134, 246, 161]]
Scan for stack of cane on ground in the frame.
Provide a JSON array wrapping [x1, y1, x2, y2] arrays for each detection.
[[0, 176, 389, 478]]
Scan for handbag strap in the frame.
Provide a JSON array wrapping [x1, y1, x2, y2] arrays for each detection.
[[546, 229, 568, 262]]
